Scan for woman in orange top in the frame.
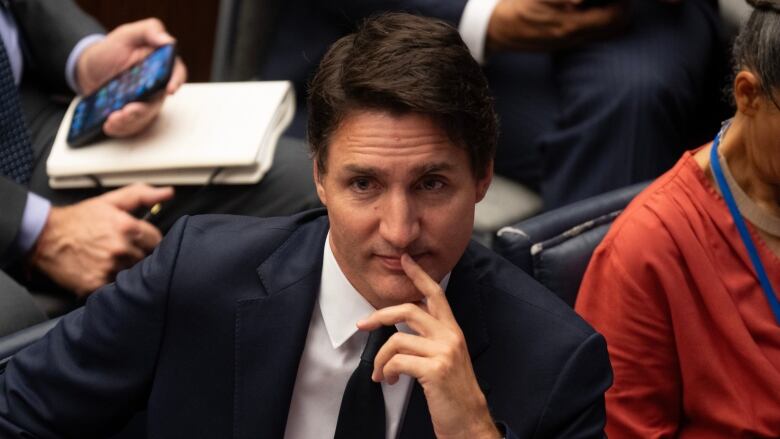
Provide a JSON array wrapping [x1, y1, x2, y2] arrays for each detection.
[[576, 2, 780, 437]]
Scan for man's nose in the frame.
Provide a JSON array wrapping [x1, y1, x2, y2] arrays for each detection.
[[378, 191, 420, 250]]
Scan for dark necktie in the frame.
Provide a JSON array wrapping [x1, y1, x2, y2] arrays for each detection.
[[334, 325, 397, 439], [0, 36, 34, 185]]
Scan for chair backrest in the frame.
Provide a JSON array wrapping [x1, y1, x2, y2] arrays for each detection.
[[211, 0, 282, 81], [493, 182, 648, 307], [0, 316, 62, 372]]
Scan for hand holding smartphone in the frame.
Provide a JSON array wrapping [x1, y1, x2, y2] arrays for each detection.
[[67, 44, 176, 148]]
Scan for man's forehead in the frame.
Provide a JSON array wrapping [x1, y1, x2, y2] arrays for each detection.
[[334, 110, 449, 142], [319, 109, 474, 175], [333, 111, 462, 147], [339, 161, 457, 176]]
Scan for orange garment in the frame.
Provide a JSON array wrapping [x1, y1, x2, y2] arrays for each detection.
[[576, 150, 780, 438]]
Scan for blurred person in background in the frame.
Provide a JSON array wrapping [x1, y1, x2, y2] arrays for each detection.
[[0, 0, 318, 335], [577, 2, 780, 436], [258, 0, 725, 209]]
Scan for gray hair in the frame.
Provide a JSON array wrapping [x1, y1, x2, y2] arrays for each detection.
[[732, 0, 780, 108]]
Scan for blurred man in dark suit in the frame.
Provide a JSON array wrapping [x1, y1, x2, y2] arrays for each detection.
[[0, 0, 319, 333], [259, 0, 725, 209]]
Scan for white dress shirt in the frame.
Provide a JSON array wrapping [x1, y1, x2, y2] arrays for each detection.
[[283, 234, 450, 439], [459, 0, 502, 64]]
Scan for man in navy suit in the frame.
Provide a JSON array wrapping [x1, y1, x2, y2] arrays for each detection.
[[0, 14, 611, 438]]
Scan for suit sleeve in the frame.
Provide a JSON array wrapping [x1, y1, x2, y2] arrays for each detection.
[[0, 216, 191, 438], [531, 331, 613, 439], [10, 0, 104, 92], [1, 0, 104, 265], [0, 177, 29, 267]]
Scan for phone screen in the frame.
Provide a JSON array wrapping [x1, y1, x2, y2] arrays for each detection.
[[67, 44, 175, 147]]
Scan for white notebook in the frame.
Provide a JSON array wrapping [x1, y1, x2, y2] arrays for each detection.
[[46, 81, 295, 188]]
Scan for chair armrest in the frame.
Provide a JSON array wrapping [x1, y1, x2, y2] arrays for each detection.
[[0, 317, 62, 371]]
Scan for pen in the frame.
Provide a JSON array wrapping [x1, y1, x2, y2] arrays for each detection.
[[141, 202, 163, 222]]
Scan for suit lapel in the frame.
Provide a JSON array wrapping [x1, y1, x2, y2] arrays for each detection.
[[233, 216, 329, 439], [398, 244, 491, 438], [231, 224, 492, 438]]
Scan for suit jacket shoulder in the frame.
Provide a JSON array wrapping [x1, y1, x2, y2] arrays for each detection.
[[167, 209, 327, 298], [449, 242, 612, 438], [461, 241, 596, 337], [10, 0, 104, 91]]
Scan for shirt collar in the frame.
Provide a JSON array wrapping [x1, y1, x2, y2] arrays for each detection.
[[319, 233, 450, 349]]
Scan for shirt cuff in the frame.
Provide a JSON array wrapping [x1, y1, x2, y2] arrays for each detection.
[[459, 0, 502, 64], [14, 192, 51, 257], [65, 34, 106, 94]]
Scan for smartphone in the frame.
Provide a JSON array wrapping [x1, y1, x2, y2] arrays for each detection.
[[67, 44, 176, 148]]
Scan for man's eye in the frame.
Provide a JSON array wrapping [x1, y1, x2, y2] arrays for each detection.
[[350, 178, 374, 192], [419, 178, 445, 191]]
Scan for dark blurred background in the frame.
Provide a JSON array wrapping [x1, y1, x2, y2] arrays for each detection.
[[75, 0, 219, 82]]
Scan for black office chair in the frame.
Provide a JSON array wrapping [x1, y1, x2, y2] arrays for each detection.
[[211, 0, 282, 81], [493, 182, 649, 307]]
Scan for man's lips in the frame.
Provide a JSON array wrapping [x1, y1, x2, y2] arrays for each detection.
[[375, 253, 426, 271]]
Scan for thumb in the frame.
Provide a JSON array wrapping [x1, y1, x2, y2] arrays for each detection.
[[100, 183, 174, 212]]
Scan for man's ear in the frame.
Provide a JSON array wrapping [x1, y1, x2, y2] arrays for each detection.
[[313, 161, 327, 206], [475, 162, 493, 203], [734, 71, 762, 116]]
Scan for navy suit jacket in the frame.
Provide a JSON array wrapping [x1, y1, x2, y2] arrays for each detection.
[[0, 209, 611, 438]]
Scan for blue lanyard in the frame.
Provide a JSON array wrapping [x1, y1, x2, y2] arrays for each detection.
[[710, 127, 780, 325]]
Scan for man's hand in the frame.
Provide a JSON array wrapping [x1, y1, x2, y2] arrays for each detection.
[[487, 0, 628, 52], [76, 18, 187, 138], [30, 184, 174, 297], [357, 254, 500, 439]]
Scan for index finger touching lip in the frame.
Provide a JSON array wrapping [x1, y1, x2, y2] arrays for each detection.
[[401, 254, 455, 320], [400, 254, 443, 299]]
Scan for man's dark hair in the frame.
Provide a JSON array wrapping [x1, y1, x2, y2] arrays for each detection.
[[731, 0, 780, 108], [307, 12, 498, 179]]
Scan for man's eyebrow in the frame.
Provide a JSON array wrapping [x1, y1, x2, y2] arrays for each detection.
[[343, 164, 381, 176], [413, 162, 455, 175], [342, 162, 456, 176]]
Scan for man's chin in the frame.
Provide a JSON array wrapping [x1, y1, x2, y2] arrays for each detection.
[[366, 276, 424, 309]]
